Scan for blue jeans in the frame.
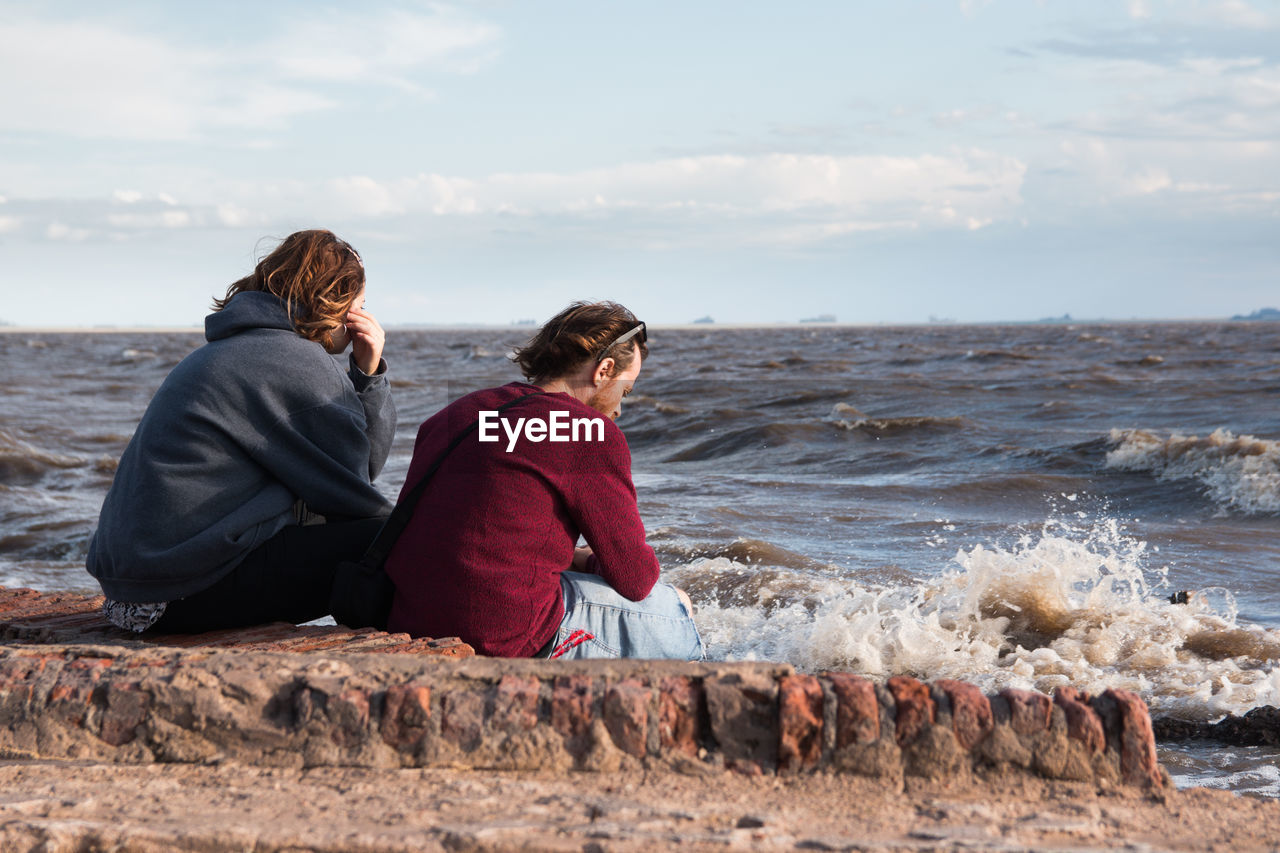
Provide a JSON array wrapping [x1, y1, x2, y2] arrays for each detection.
[[547, 571, 704, 660]]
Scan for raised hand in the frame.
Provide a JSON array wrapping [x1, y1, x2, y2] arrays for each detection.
[[345, 305, 386, 375]]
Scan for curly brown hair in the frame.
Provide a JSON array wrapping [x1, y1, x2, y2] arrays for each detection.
[[213, 230, 365, 349], [512, 301, 648, 382]]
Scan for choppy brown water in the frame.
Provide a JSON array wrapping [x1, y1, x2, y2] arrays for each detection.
[[2, 321, 1278, 793]]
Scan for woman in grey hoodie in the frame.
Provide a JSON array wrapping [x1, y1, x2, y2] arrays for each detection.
[[87, 230, 396, 633]]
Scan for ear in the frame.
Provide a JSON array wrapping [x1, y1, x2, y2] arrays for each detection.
[[592, 358, 615, 386]]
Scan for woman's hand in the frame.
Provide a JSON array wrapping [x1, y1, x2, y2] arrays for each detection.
[[345, 306, 385, 375], [572, 546, 593, 572]]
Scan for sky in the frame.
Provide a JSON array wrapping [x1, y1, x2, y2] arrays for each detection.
[[1, 0, 1278, 327]]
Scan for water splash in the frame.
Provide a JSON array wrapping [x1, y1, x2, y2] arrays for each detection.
[[1106, 428, 1280, 515], [668, 516, 1280, 720]]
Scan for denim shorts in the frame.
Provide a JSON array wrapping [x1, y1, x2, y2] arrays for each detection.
[[545, 571, 704, 661]]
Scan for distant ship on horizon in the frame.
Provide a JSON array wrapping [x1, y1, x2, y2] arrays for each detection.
[[799, 313, 836, 323]]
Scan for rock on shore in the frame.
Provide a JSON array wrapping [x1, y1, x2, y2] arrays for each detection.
[[1154, 706, 1280, 747], [0, 644, 1168, 791]]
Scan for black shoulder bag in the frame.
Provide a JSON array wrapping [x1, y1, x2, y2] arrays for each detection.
[[329, 391, 542, 630]]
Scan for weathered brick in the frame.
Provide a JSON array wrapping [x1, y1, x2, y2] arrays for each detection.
[[886, 676, 935, 747], [1053, 686, 1104, 754], [46, 669, 95, 727], [0, 586, 476, 659], [67, 657, 112, 673], [442, 689, 485, 751], [380, 684, 432, 750], [704, 672, 778, 771], [487, 675, 540, 732], [603, 679, 651, 757], [826, 672, 879, 747], [98, 682, 150, 746], [1101, 688, 1163, 788], [1000, 688, 1052, 736], [778, 674, 823, 772], [551, 675, 594, 740], [0, 658, 40, 706], [329, 688, 370, 748], [935, 679, 993, 751], [657, 676, 703, 755]]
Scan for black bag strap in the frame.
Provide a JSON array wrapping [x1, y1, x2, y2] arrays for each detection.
[[357, 390, 542, 569]]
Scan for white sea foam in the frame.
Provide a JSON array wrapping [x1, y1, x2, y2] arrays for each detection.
[[1106, 428, 1280, 515], [1164, 745, 1280, 799], [667, 517, 1280, 720]]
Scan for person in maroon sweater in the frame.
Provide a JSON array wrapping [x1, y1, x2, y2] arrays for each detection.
[[385, 301, 702, 660]]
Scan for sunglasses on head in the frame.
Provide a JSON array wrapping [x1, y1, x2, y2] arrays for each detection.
[[338, 240, 363, 268], [595, 321, 646, 364]]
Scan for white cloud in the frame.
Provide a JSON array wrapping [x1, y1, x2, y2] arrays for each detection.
[[105, 210, 191, 229], [271, 6, 500, 87], [0, 18, 330, 140], [1050, 51, 1280, 144], [1, 150, 1028, 247], [0, 5, 501, 141], [321, 152, 1027, 231], [215, 203, 260, 228], [958, 0, 993, 18], [1122, 0, 1279, 30], [1047, 132, 1280, 218], [46, 222, 92, 242], [1125, 167, 1173, 195], [331, 176, 403, 217], [1204, 0, 1275, 30], [112, 190, 144, 204], [0, 216, 21, 234]]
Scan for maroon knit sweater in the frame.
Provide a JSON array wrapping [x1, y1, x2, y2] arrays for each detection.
[[384, 382, 660, 656]]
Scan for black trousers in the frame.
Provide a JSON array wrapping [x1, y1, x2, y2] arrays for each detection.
[[152, 517, 386, 634]]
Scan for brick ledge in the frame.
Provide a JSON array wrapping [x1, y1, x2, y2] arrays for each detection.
[[0, 643, 1169, 790]]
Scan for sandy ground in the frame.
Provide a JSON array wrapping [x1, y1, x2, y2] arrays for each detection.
[[0, 761, 1276, 852]]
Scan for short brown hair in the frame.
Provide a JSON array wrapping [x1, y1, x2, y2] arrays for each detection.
[[512, 301, 647, 382], [213, 229, 365, 349]]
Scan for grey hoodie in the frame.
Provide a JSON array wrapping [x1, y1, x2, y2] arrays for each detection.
[[87, 291, 396, 602]]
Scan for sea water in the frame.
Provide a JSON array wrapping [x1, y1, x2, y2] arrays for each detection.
[[2, 321, 1277, 793]]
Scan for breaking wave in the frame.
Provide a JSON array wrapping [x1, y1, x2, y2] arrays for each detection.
[[829, 403, 970, 436], [667, 517, 1280, 720], [0, 430, 85, 484], [1105, 428, 1280, 515]]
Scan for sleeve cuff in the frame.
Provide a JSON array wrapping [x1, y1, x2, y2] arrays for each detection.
[[348, 354, 388, 390]]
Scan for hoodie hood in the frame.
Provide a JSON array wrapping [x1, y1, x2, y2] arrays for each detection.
[[205, 291, 296, 342]]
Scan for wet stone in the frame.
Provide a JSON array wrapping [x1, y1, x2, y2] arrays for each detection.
[[552, 674, 596, 757], [778, 674, 823, 772], [934, 679, 993, 751], [97, 682, 150, 747], [487, 675, 540, 733], [657, 676, 704, 756], [1100, 688, 1164, 789], [705, 672, 778, 770], [1001, 688, 1053, 736], [328, 688, 370, 748], [442, 689, 485, 751], [1053, 687, 1105, 755], [826, 672, 879, 747], [603, 678, 650, 757], [379, 684, 432, 751], [887, 676, 935, 747]]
